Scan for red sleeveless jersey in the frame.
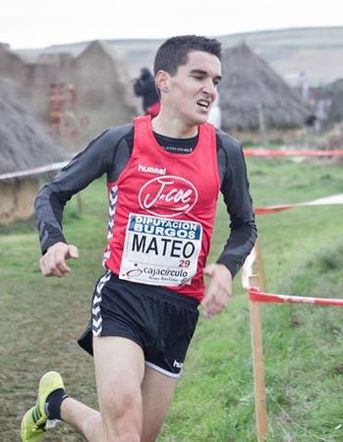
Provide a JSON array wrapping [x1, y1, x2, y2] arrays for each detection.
[[103, 115, 220, 301]]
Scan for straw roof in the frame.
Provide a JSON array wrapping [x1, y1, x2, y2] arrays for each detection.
[[219, 43, 311, 131], [70, 40, 134, 109], [0, 40, 136, 149], [0, 79, 69, 175]]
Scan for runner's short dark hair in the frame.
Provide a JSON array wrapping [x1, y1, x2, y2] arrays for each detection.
[[154, 35, 222, 76]]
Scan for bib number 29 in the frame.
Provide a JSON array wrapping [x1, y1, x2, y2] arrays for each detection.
[[179, 259, 191, 268]]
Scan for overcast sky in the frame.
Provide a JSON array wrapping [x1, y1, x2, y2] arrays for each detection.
[[2, 0, 342, 49]]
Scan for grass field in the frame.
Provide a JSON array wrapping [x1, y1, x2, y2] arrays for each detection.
[[0, 156, 342, 441]]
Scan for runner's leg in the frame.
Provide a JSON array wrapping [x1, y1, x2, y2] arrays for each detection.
[[61, 397, 104, 442], [141, 365, 178, 442], [93, 336, 145, 442]]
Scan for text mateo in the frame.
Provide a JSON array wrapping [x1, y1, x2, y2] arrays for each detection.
[[132, 235, 195, 259]]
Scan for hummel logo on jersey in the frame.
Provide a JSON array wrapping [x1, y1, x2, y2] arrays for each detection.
[[138, 164, 166, 175]]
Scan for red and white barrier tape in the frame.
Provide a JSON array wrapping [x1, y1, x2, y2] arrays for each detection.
[[241, 247, 257, 289], [249, 287, 343, 307], [243, 148, 343, 157], [255, 193, 343, 215], [0, 161, 69, 181], [2, 148, 341, 180]]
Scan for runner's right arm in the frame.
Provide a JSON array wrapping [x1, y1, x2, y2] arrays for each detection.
[[35, 125, 133, 255]]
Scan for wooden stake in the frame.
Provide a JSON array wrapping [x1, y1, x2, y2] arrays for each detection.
[[76, 193, 83, 215], [249, 292, 268, 441], [248, 240, 268, 441], [254, 239, 268, 291]]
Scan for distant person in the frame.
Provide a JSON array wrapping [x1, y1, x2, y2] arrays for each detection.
[[134, 67, 160, 117], [48, 83, 65, 138], [67, 84, 77, 111], [305, 113, 317, 129], [21, 35, 256, 442], [64, 84, 80, 145], [298, 71, 309, 104]]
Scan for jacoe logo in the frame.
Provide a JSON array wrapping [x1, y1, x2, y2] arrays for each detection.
[[138, 175, 198, 217]]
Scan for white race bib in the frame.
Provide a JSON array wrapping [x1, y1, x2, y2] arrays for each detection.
[[119, 213, 202, 286]]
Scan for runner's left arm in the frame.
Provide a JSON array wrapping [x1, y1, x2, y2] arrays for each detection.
[[215, 132, 257, 278]]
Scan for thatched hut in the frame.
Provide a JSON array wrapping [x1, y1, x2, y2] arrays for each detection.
[[219, 43, 310, 133], [0, 80, 69, 224], [0, 41, 136, 148], [0, 43, 27, 87], [69, 40, 136, 143]]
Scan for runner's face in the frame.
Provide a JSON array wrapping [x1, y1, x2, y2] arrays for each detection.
[[168, 50, 222, 126]]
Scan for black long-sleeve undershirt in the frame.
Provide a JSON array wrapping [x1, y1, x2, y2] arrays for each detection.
[[35, 124, 257, 278]]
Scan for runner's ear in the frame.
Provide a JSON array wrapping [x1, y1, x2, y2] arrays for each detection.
[[155, 70, 169, 93]]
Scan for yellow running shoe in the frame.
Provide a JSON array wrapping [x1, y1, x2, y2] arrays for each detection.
[[21, 371, 65, 442]]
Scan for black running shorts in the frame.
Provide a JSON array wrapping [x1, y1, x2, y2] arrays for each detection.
[[78, 272, 199, 378]]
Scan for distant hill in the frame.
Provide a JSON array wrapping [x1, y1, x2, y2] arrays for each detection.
[[14, 26, 343, 86], [218, 27, 343, 86]]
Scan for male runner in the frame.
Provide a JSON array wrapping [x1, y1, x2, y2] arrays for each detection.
[[21, 35, 257, 442]]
